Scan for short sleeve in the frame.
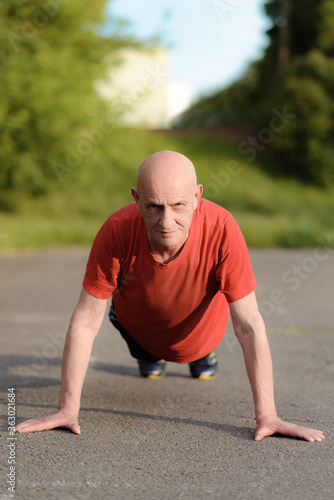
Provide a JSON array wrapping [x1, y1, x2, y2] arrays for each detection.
[[216, 214, 256, 303], [82, 218, 120, 300]]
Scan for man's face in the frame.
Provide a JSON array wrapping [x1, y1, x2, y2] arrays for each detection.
[[132, 177, 202, 255]]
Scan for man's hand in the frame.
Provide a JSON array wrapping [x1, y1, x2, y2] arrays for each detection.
[[230, 293, 326, 444], [15, 408, 80, 434], [255, 415, 325, 442], [15, 289, 107, 436]]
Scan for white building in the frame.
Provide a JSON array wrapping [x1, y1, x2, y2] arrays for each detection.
[[96, 47, 190, 128]]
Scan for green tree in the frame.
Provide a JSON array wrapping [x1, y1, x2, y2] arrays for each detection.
[[0, 0, 137, 210], [256, 0, 334, 185], [175, 0, 334, 185], [269, 49, 334, 185]]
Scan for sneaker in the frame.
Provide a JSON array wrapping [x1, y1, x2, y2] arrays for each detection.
[[138, 359, 166, 379], [189, 351, 218, 380]]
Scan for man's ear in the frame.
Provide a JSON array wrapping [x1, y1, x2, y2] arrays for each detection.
[[131, 188, 140, 208], [194, 184, 203, 209]]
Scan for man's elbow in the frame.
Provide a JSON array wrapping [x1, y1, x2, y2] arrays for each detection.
[[233, 311, 266, 345], [68, 296, 107, 339]]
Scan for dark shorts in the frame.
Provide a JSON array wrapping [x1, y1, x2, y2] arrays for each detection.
[[109, 303, 161, 363]]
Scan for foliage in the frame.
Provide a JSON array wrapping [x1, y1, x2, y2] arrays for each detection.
[[0, 0, 137, 210], [172, 80, 255, 129], [0, 129, 334, 251], [258, 0, 334, 185], [174, 0, 334, 186], [269, 50, 334, 185]]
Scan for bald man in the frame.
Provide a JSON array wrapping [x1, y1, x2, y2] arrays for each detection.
[[16, 151, 325, 443]]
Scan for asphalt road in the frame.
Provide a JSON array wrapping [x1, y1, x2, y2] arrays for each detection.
[[0, 247, 333, 500]]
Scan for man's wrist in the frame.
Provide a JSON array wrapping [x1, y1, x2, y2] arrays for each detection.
[[58, 403, 80, 417], [255, 411, 278, 423]]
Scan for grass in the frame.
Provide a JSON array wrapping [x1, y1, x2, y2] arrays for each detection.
[[1, 127, 334, 252]]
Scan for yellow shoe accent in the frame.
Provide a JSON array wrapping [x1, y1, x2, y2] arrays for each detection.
[[146, 372, 166, 380], [197, 373, 217, 381]]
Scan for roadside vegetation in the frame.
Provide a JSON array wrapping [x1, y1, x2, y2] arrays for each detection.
[[1, 1, 333, 252], [1, 128, 333, 251]]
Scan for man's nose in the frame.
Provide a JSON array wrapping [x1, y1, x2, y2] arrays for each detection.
[[159, 208, 174, 229]]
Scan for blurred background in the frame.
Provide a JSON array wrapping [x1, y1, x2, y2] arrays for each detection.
[[0, 0, 333, 250]]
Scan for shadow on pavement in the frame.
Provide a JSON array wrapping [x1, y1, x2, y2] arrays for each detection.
[[0, 355, 192, 391], [0, 354, 144, 390], [3, 401, 254, 441]]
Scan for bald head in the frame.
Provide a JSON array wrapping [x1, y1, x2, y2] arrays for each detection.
[[131, 150, 203, 258], [136, 150, 197, 196]]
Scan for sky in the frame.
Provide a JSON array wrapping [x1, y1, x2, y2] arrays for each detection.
[[108, 0, 270, 116]]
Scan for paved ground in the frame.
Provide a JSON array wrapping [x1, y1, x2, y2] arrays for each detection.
[[0, 247, 333, 500]]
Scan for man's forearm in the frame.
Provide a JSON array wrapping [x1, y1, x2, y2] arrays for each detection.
[[230, 293, 325, 442], [58, 289, 107, 417], [15, 289, 107, 434], [238, 319, 277, 421], [58, 327, 95, 416]]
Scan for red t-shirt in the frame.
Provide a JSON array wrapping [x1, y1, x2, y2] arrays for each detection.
[[83, 199, 256, 363]]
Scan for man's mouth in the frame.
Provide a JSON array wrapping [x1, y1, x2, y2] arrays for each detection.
[[159, 230, 177, 235]]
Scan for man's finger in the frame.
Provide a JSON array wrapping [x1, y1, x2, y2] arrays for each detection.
[[254, 432, 264, 441], [254, 427, 272, 441], [15, 414, 80, 434], [255, 419, 325, 442], [69, 423, 81, 434], [15, 418, 50, 433], [16, 420, 79, 434], [16, 419, 58, 433], [292, 427, 325, 442]]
